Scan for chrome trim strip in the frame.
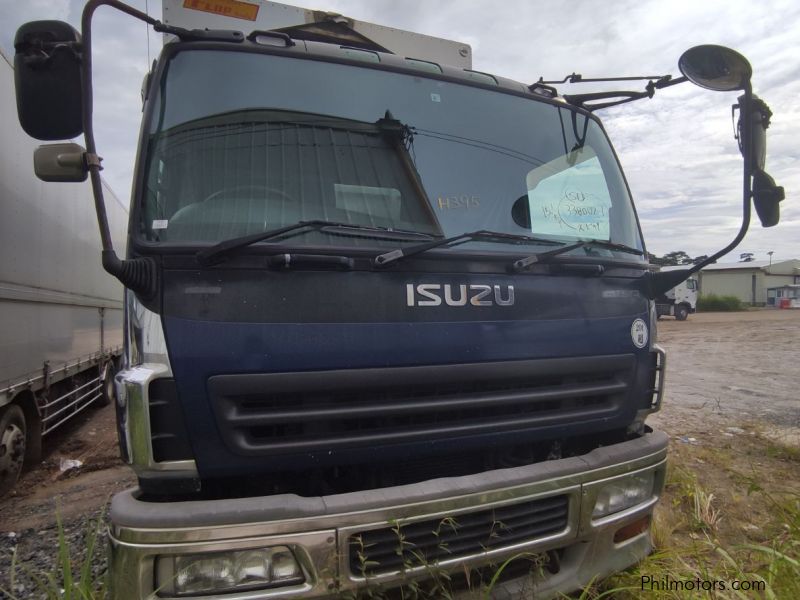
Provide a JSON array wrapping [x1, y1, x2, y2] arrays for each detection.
[[116, 363, 197, 475], [653, 344, 667, 410], [109, 433, 668, 598]]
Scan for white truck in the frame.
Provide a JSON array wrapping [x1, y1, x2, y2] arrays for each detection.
[[0, 50, 126, 495], [655, 266, 698, 320]]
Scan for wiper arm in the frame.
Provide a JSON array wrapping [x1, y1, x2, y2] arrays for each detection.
[[374, 230, 563, 267], [513, 238, 644, 271], [197, 220, 435, 266]]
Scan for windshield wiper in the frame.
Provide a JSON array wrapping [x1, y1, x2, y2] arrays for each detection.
[[374, 230, 564, 267], [197, 220, 436, 267], [513, 238, 644, 271]]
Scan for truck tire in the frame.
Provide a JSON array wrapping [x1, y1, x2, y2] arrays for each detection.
[[0, 404, 26, 496], [97, 361, 117, 407], [675, 304, 689, 321]]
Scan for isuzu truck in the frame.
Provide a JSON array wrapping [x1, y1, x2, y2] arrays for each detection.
[[13, 0, 783, 597]]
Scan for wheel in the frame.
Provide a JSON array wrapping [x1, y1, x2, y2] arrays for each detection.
[[0, 404, 26, 496], [675, 304, 689, 321], [97, 361, 116, 407]]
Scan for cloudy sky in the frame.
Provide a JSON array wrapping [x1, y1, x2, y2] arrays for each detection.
[[2, 0, 797, 262]]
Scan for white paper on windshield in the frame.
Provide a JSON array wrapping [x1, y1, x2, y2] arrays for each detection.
[[525, 151, 612, 240]]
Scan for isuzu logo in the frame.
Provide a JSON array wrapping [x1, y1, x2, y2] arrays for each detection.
[[406, 284, 515, 307]]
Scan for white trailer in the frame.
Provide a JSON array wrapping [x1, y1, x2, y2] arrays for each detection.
[[0, 51, 127, 494], [655, 265, 698, 320]]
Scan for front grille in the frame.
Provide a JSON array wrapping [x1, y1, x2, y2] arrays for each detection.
[[148, 378, 193, 462], [209, 355, 634, 456], [348, 495, 569, 576]]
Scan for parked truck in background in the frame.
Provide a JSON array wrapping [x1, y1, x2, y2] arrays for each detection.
[[655, 266, 698, 321], [12, 0, 784, 596], [0, 50, 126, 495]]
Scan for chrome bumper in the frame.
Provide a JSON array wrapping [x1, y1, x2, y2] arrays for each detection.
[[109, 429, 667, 599]]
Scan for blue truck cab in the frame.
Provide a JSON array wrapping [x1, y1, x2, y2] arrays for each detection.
[[13, 1, 782, 597], [109, 24, 667, 598]]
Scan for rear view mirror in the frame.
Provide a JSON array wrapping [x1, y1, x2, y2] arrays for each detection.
[[33, 143, 88, 182], [14, 21, 83, 140], [752, 169, 784, 228], [678, 45, 751, 92], [740, 95, 771, 171], [737, 96, 783, 227]]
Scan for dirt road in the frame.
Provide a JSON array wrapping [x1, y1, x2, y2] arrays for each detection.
[[650, 309, 800, 445], [0, 403, 134, 533]]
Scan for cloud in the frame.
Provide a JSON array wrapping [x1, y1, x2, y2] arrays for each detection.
[[2, 0, 797, 261]]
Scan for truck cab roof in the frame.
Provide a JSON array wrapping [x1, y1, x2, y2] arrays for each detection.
[[160, 0, 565, 104]]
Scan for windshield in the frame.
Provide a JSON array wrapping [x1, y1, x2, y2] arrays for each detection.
[[140, 48, 644, 260]]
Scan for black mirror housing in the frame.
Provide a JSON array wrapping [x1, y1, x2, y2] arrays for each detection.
[[14, 21, 84, 141], [678, 45, 751, 92], [752, 169, 784, 227]]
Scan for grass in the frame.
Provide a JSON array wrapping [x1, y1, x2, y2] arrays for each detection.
[[597, 434, 800, 599], [1, 510, 106, 600], [697, 294, 746, 312]]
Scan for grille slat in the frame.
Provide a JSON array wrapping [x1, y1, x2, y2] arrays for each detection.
[[349, 495, 569, 576], [148, 378, 193, 462], [222, 381, 627, 425], [357, 497, 568, 546], [209, 355, 634, 457], [360, 508, 569, 564], [362, 521, 566, 572]]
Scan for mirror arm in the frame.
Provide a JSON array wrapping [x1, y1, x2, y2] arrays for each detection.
[[80, 1, 160, 297], [689, 81, 754, 274], [643, 82, 755, 298]]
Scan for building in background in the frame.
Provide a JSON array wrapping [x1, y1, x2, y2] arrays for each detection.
[[698, 260, 800, 306], [766, 284, 800, 308]]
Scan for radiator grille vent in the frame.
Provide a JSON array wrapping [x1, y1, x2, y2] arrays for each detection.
[[349, 495, 569, 576]]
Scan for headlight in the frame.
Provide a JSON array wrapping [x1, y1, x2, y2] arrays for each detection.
[[592, 471, 655, 518], [155, 546, 304, 596]]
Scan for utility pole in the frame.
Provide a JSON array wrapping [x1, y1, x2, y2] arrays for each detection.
[[767, 250, 774, 267]]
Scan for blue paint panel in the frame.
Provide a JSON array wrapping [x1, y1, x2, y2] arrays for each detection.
[[163, 313, 649, 477]]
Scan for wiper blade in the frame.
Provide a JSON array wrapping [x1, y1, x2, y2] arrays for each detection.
[[374, 230, 563, 267], [513, 238, 644, 271], [197, 220, 435, 266]]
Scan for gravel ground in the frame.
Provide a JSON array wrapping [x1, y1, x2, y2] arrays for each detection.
[[1, 508, 108, 599]]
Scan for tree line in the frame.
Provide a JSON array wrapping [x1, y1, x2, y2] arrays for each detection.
[[649, 251, 757, 266], [648, 251, 708, 266]]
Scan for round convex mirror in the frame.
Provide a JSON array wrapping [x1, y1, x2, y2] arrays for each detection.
[[678, 45, 752, 91]]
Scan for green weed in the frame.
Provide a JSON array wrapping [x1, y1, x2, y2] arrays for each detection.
[[1, 511, 106, 599]]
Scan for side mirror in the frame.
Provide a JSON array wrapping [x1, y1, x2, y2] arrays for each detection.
[[680, 45, 784, 229], [678, 45, 751, 92], [746, 96, 769, 171], [752, 169, 784, 228], [740, 96, 783, 227], [14, 21, 83, 140], [33, 143, 89, 182]]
